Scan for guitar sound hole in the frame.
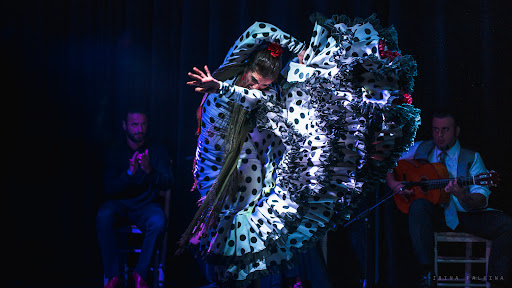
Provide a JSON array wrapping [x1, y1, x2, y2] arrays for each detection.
[[418, 176, 429, 193]]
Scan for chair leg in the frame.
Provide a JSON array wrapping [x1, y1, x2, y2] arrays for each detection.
[[485, 240, 491, 288], [465, 241, 472, 286], [434, 234, 439, 278]]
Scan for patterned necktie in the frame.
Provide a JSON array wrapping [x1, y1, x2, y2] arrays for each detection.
[[439, 151, 459, 229], [439, 151, 448, 166]]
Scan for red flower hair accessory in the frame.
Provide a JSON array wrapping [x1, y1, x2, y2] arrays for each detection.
[[268, 43, 283, 57]]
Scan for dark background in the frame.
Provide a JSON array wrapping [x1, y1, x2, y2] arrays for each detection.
[[4, 0, 511, 287]]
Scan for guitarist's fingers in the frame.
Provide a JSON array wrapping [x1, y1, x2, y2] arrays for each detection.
[[399, 189, 413, 201], [445, 180, 455, 192], [398, 186, 414, 197]]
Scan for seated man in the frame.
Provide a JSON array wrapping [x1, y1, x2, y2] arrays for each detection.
[[97, 107, 174, 288], [386, 111, 512, 288]]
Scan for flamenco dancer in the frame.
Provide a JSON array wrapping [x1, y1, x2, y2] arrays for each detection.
[[181, 21, 306, 286], [182, 14, 421, 287]]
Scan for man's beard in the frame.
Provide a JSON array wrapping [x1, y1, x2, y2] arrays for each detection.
[[127, 132, 145, 144]]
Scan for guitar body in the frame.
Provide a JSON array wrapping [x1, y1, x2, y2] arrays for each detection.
[[393, 159, 451, 214]]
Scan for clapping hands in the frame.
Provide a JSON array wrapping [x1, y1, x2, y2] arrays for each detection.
[[129, 149, 153, 175]]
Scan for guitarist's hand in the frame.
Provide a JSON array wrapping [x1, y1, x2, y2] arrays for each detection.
[[446, 179, 464, 198], [446, 179, 486, 210], [397, 184, 414, 200], [387, 173, 413, 199]]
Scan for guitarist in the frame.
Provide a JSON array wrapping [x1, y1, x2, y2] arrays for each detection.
[[386, 112, 512, 288]]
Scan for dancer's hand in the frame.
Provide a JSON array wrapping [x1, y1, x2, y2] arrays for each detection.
[[187, 65, 221, 93]]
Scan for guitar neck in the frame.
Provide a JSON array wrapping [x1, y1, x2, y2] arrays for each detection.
[[408, 176, 475, 190]]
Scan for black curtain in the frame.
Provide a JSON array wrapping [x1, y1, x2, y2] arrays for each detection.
[[4, 0, 511, 287]]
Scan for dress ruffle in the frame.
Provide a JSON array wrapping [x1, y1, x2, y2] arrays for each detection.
[[193, 15, 420, 286]]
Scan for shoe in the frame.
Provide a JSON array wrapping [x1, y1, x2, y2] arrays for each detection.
[[104, 276, 121, 288], [133, 271, 150, 288], [418, 271, 436, 288], [286, 277, 304, 288]]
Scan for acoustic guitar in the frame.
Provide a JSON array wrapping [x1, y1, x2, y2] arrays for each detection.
[[393, 159, 498, 214]]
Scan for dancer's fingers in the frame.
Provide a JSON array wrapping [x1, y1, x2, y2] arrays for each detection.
[[186, 80, 200, 86], [188, 72, 203, 81], [204, 65, 212, 77], [192, 67, 207, 78]]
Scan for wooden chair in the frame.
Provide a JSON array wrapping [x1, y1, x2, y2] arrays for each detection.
[[434, 232, 491, 288]]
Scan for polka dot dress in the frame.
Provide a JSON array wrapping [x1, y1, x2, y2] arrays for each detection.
[[189, 21, 309, 285], [212, 15, 421, 285], [189, 16, 420, 286]]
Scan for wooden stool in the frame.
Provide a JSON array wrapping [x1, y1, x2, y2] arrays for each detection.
[[434, 232, 491, 288]]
